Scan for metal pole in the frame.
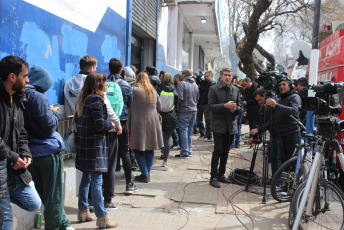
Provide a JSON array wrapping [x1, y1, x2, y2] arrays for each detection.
[[312, 0, 321, 49], [292, 152, 322, 230], [306, 0, 321, 134]]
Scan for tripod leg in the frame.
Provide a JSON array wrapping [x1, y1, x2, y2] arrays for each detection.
[[262, 149, 270, 204], [246, 144, 259, 191]]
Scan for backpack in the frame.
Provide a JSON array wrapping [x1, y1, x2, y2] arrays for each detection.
[[160, 90, 174, 112], [106, 81, 124, 117]]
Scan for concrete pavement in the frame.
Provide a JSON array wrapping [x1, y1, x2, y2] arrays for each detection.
[[63, 124, 290, 230]]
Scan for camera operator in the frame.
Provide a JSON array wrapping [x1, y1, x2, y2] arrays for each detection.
[[248, 89, 282, 178], [265, 77, 301, 163]]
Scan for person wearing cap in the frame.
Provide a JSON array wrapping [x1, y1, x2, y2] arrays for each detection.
[[266, 77, 301, 163], [23, 65, 74, 230]]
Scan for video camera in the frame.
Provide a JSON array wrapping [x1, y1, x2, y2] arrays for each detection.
[[257, 70, 284, 91], [302, 81, 344, 138], [302, 81, 344, 116]]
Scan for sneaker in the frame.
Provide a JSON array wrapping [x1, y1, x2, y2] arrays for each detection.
[[235, 144, 240, 148], [126, 183, 138, 193], [175, 154, 189, 158], [135, 174, 150, 183], [162, 161, 169, 167], [131, 162, 138, 171], [104, 202, 118, 210], [171, 145, 181, 150], [207, 137, 213, 142], [160, 153, 164, 159], [218, 175, 230, 184], [199, 135, 207, 140], [209, 178, 221, 188]]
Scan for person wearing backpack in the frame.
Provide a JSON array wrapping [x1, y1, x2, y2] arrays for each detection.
[[108, 58, 138, 193], [156, 72, 178, 167]]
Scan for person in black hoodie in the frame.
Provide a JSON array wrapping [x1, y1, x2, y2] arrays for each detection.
[[197, 71, 216, 141], [156, 72, 178, 167], [266, 77, 301, 163]]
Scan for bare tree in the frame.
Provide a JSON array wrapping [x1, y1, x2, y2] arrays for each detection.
[[228, 0, 312, 80]]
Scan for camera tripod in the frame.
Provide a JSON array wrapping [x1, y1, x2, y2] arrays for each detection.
[[245, 100, 274, 204]]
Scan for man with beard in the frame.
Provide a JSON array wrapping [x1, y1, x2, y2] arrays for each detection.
[[266, 77, 301, 163], [0, 56, 41, 229]]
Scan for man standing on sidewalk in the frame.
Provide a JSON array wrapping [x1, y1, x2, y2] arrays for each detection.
[[208, 68, 242, 188], [108, 58, 137, 194], [197, 71, 216, 141], [176, 69, 199, 158]]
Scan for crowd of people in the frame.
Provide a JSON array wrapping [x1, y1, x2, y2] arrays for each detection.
[[0, 54, 309, 229]]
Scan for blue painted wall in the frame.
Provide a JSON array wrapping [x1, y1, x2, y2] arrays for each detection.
[[0, 0, 127, 105]]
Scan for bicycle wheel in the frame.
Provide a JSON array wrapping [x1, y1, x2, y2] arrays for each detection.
[[289, 180, 344, 230], [271, 156, 308, 202]]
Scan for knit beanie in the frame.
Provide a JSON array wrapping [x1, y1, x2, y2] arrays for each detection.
[[28, 65, 54, 93], [123, 66, 136, 79]]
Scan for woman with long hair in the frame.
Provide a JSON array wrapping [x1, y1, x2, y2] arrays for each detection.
[[156, 72, 178, 167], [129, 72, 163, 183], [75, 72, 117, 229]]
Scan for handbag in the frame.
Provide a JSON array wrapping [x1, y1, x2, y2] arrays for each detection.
[[64, 128, 76, 153], [64, 112, 78, 153]]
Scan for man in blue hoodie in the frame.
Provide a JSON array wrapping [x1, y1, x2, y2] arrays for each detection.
[[176, 69, 199, 157], [24, 65, 74, 230]]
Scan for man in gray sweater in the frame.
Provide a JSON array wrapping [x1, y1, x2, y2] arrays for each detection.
[[176, 69, 199, 157]]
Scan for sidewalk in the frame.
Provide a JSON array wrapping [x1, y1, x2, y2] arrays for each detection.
[[64, 124, 290, 229]]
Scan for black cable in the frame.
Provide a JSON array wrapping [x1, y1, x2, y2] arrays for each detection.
[[229, 196, 250, 230], [228, 168, 261, 186], [229, 189, 253, 230], [177, 181, 204, 230]]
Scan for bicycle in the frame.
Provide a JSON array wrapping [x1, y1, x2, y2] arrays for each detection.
[[289, 82, 344, 229], [270, 135, 314, 202], [288, 125, 344, 229], [270, 116, 314, 202]]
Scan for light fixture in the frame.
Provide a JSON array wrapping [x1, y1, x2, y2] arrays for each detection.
[[201, 17, 207, 23]]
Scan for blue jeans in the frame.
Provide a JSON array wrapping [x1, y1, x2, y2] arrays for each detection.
[[269, 137, 283, 183], [78, 172, 107, 218], [178, 113, 196, 156], [172, 129, 179, 146], [0, 176, 41, 230], [231, 107, 243, 147], [133, 150, 154, 175]]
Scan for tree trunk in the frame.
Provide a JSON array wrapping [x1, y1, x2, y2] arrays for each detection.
[[236, 0, 273, 80]]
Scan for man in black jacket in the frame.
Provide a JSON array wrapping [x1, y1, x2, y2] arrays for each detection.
[[208, 68, 242, 188], [242, 77, 260, 131], [266, 77, 301, 163], [0, 56, 41, 229], [197, 72, 216, 141]]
